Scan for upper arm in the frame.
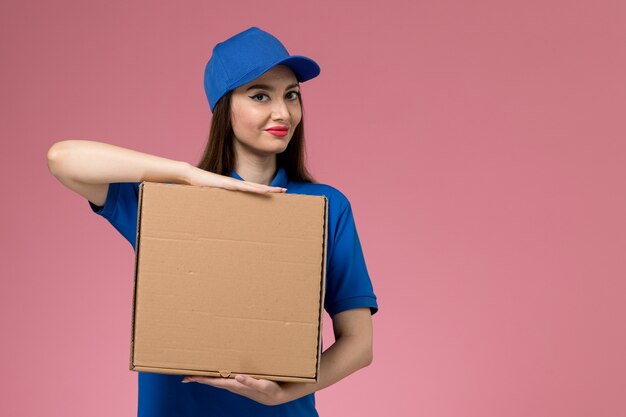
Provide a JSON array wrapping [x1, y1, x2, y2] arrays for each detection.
[[331, 307, 373, 363], [331, 307, 374, 366], [324, 198, 378, 317], [57, 175, 110, 207], [47, 142, 110, 206]]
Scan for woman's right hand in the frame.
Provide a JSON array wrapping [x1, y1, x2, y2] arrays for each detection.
[[183, 164, 286, 194], [47, 140, 286, 208]]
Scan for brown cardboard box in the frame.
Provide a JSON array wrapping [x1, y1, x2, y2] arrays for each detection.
[[130, 182, 328, 383]]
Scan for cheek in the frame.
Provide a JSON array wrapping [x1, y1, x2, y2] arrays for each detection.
[[231, 108, 261, 136], [292, 103, 303, 124], [292, 113, 302, 130]]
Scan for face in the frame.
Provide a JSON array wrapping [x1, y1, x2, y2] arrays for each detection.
[[230, 65, 302, 157]]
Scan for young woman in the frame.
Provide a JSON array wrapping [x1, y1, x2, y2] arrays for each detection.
[[47, 26, 378, 417]]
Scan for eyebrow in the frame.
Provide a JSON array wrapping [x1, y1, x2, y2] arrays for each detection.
[[246, 83, 300, 92]]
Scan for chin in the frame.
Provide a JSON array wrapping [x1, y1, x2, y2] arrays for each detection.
[[252, 145, 288, 157], [265, 141, 290, 154]]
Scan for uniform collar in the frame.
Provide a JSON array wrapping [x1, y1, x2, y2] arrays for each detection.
[[229, 166, 289, 188]]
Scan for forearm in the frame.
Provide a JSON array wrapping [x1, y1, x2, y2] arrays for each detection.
[[282, 334, 372, 401], [47, 139, 191, 185]]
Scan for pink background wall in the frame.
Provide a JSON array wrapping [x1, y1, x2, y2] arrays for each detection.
[[2, 0, 625, 416]]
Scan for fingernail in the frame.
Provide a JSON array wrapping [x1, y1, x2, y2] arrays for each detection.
[[182, 378, 190, 383]]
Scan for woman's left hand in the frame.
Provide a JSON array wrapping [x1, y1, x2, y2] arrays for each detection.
[[181, 374, 291, 406]]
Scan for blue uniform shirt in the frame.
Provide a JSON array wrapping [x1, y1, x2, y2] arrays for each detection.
[[88, 166, 379, 417]]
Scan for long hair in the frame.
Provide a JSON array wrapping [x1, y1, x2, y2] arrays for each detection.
[[196, 90, 316, 183]]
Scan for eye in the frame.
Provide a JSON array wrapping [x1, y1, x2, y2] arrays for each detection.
[[249, 93, 269, 102], [286, 91, 301, 100]]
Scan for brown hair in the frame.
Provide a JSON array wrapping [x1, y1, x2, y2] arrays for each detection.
[[196, 90, 316, 183]]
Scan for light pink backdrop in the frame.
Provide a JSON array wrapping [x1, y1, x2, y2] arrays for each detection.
[[2, 0, 626, 416]]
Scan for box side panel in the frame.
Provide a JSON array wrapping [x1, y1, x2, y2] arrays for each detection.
[[133, 185, 327, 380], [129, 182, 146, 370], [314, 196, 329, 382]]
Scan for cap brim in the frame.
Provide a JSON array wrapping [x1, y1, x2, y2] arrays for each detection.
[[230, 55, 321, 92], [214, 56, 320, 112], [273, 55, 321, 82]]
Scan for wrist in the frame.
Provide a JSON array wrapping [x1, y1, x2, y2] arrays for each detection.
[[280, 381, 316, 403], [177, 161, 195, 185]]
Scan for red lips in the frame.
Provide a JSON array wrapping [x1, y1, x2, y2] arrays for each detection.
[[265, 126, 289, 137], [266, 126, 289, 132]]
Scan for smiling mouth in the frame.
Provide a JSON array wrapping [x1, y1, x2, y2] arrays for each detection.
[[266, 129, 289, 137]]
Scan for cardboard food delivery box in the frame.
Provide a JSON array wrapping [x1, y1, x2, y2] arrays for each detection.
[[130, 181, 328, 383]]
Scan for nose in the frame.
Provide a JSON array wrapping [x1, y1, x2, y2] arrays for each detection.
[[271, 97, 290, 121]]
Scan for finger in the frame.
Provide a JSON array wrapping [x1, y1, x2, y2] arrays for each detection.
[[189, 376, 237, 389], [227, 179, 286, 194], [240, 185, 285, 194], [234, 374, 266, 392], [193, 377, 259, 399], [238, 181, 286, 193]]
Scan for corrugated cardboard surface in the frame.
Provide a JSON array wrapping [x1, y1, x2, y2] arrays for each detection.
[[130, 182, 328, 382]]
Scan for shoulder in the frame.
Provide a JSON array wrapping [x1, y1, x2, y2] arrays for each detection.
[[88, 181, 142, 249], [286, 180, 352, 213]]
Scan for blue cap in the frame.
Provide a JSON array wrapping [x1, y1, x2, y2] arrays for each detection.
[[204, 26, 321, 112]]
